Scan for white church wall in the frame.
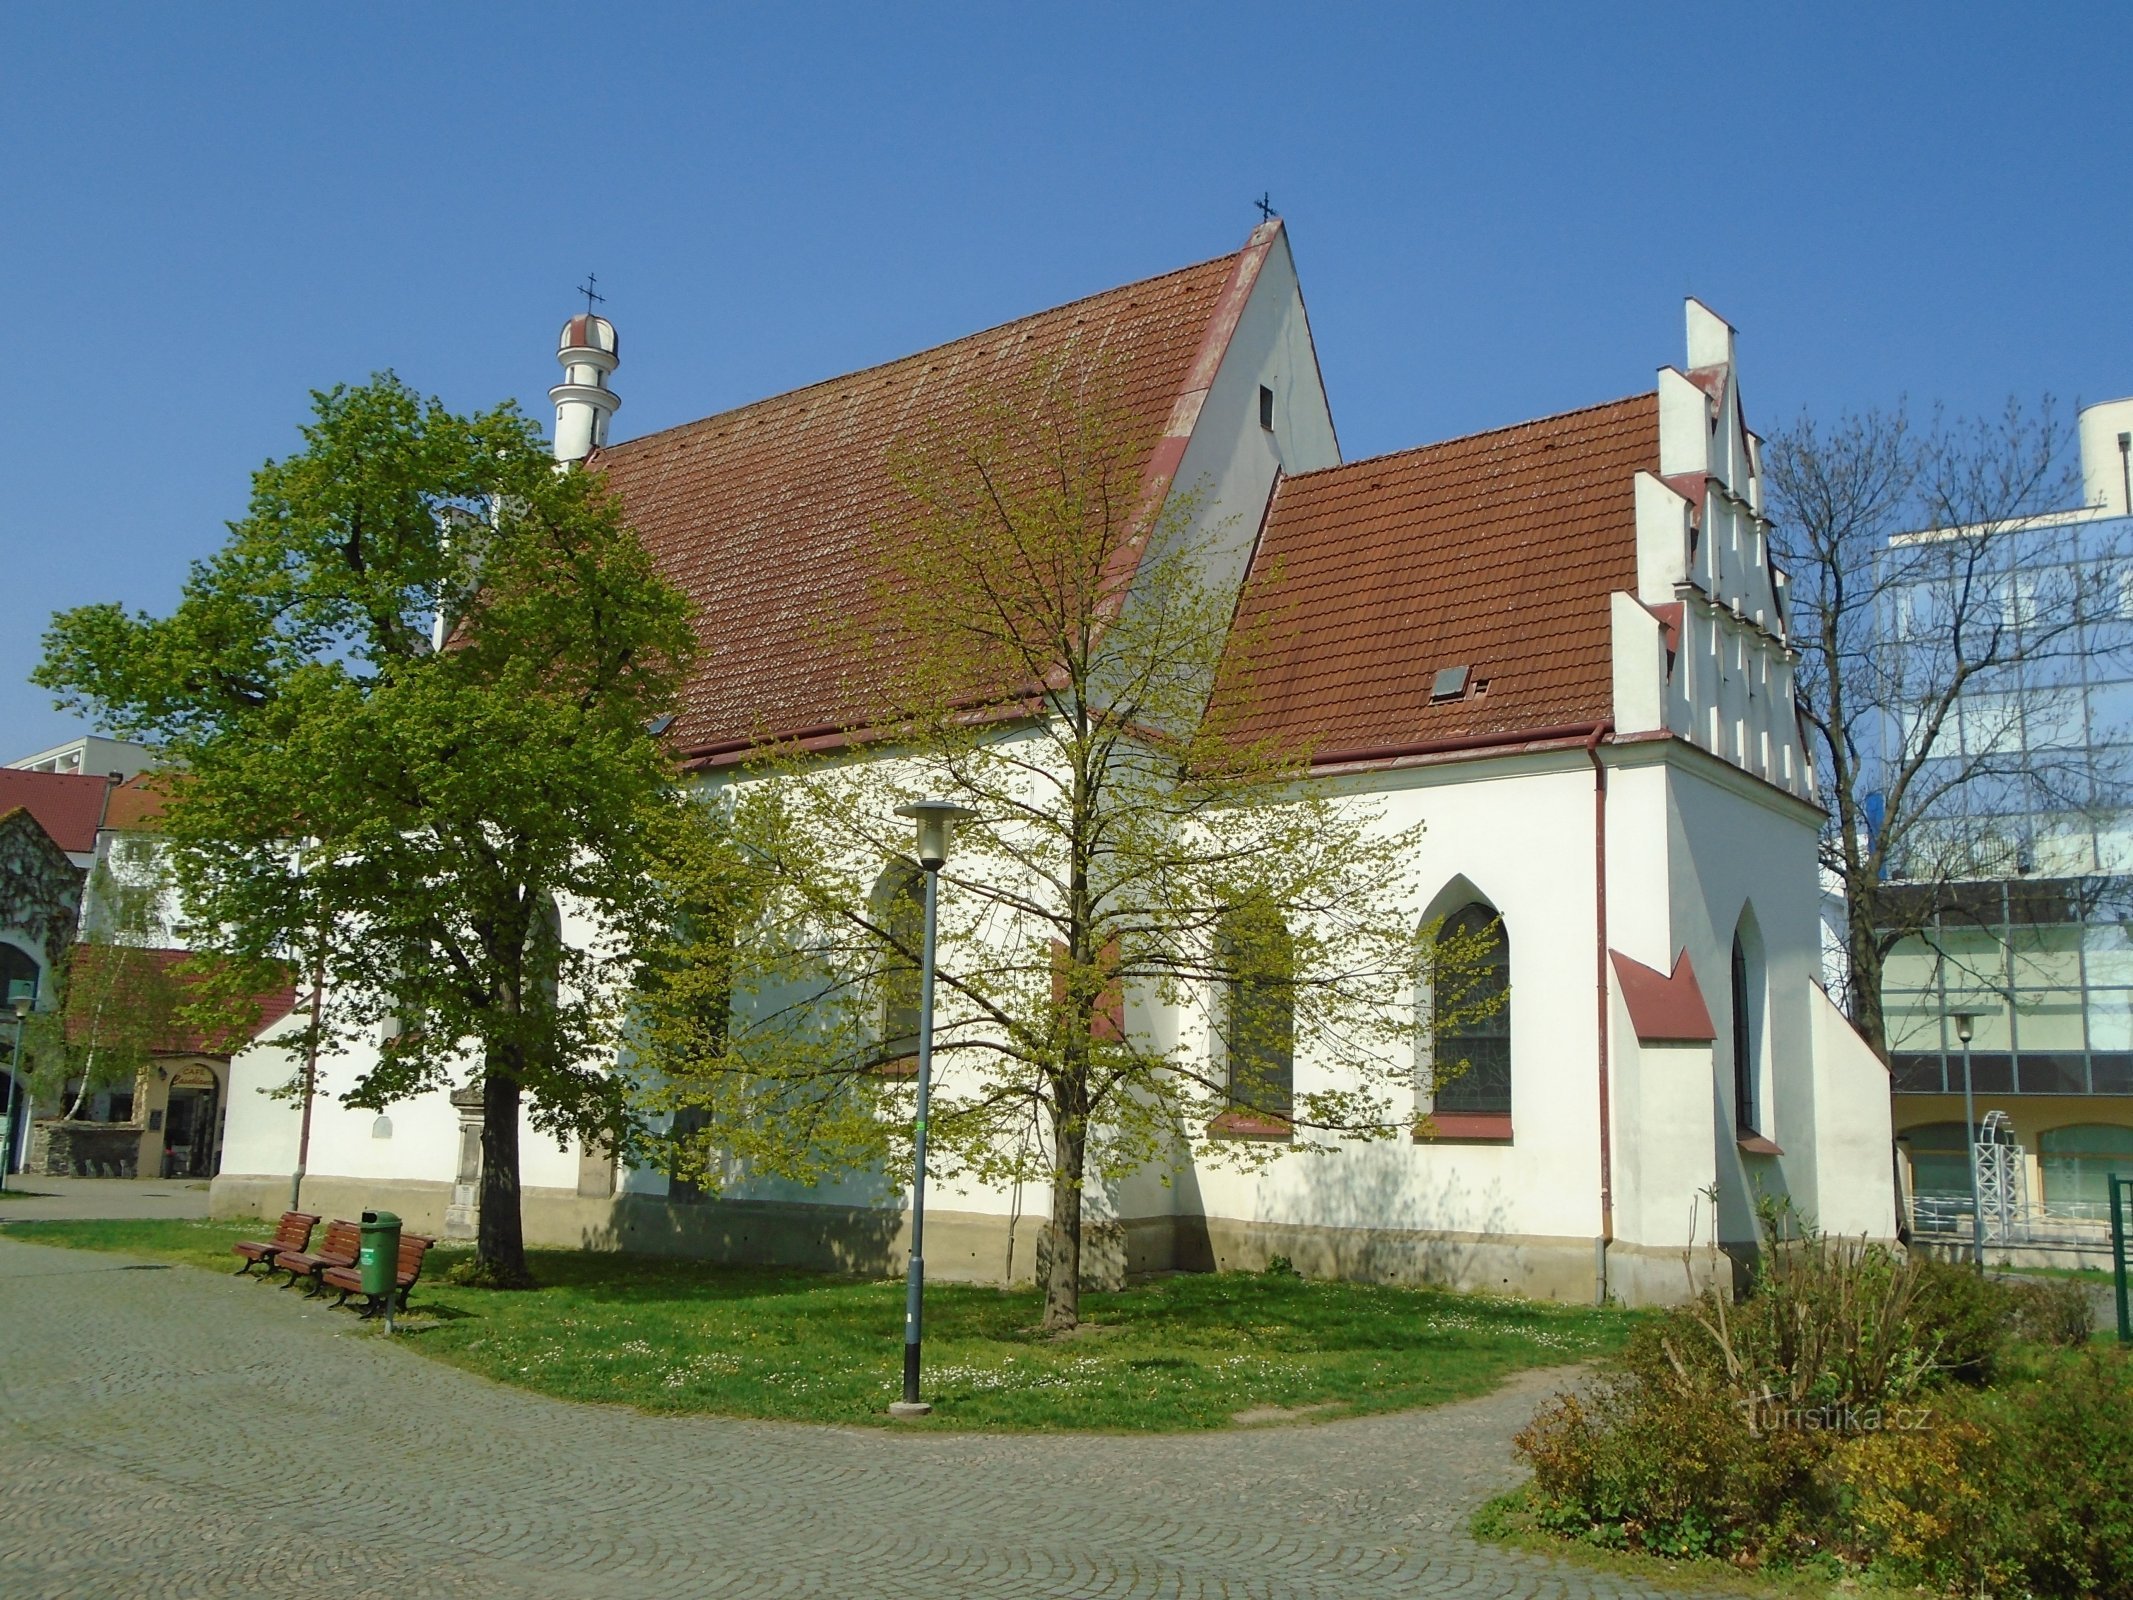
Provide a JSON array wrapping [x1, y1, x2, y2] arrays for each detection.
[[218, 1014, 306, 1180], [1127, 225, 1340, 649], [1808, 983, 1898, 1238], [1649, 743, 1845, 1244], [1180, 753, 1608, 1292], [1604, 998, 1720, 1265]]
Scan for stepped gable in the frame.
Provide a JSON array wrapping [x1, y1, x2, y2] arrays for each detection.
[[593, 248, 1252, 761], [1212, 394, 1657, 761]]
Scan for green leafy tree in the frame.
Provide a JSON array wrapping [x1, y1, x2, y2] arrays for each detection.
[[641, 355, 1501, 1331], [37, 376, 693, 1283], [24, 852, 184, 1118]]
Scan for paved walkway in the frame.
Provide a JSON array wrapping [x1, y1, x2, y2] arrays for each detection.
[[0, 1174, 211, 1222], [0, 1235, 1733, 1600]]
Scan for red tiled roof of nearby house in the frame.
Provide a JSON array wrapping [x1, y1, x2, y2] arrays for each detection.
[[1610, 949, 1717, 1044], [63, 945, 298, 1057], [0, 769, 114, 853], [100, 772, 172, 833], [1210, 394, 1656, 760], [593, 245, 1255, 759]]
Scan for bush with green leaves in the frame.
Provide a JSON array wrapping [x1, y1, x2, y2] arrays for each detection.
[[1512, 1200, 2128, 1586]]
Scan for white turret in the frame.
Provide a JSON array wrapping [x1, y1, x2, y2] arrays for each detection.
[[550, 312, 620, 464]]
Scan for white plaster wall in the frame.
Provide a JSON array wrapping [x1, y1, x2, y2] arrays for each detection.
[[1645, 745, 1837, 1240], [224, 1021, 462, 1186], [1184, 754, 1606, 1245], [1607, 1009, 1719, 1253], [1144, 229, 1339, 617], [1809, 983, 1897, 1238]]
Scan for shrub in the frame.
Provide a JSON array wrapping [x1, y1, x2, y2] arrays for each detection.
[[1515, 1367, 1835, 1560], [1994, 1348, 2133, 1596], [1831, 1417, 2019, 1593], [1907, 1259, 2018, 1383], [1513, 1200, 2108, 1575], [2007, 1276, 2094, 1348]]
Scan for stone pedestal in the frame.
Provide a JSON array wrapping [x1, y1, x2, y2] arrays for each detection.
[[576, 1136, 616, 1199], [442, 1085, 485, 1240]]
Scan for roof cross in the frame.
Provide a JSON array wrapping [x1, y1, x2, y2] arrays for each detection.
[[1254, 192, 1276, 223], [577, 274, 605, 316]]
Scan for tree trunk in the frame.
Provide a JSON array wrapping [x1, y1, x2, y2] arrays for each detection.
[[1846, 911, 1890, 1061], [475, 1053, 533, 1287], [1041, 1080, 1088, 1333]]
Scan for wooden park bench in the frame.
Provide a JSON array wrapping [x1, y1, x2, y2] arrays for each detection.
[[231, 1211, 320, 1277], [321, 1232, 436, 1318], [270, 1217, 361, 1295]]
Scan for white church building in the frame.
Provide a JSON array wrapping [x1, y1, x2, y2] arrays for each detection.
[[213, 220, 1895, 1304]]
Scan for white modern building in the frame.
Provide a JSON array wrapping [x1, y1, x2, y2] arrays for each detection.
[[211, 222, 1894, 1303], [9, 735, 158, 783]]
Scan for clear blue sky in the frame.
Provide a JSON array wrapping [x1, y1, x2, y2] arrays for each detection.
[[5, 5, 2127, 753]]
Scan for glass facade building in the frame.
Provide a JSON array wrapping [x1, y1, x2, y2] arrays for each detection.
[[1876, 401, 2133, 1232]]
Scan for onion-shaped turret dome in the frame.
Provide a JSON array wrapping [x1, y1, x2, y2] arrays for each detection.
[[559, 313, 618, 358]]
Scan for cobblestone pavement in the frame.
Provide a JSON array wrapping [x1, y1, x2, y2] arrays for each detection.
[[0, 1236, 1737, 1600], [0, 1174, 211, 1222]]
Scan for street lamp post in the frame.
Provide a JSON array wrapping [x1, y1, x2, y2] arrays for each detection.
[[1954, 1010, 1984, 1271], [887, 799, 977, 1420], [2, 994, 30, 1194]]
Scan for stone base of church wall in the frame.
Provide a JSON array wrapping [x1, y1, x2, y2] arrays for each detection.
[[210, 1172, 1176, 1289], [212, 1172, 1724, 1306], [1179, 1215, 1732, 1308]]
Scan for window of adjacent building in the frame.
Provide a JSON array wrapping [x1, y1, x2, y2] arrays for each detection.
[[1900, 1122, 1973, 1202], [0, 943, 37, 1010], [871, 864, 925, 1068], [1431, 904, 1510, 1115], [1258, 384, 1275, 431], [2039, 1124, 2133, 1217], [1217, 901, 1294, 1120]]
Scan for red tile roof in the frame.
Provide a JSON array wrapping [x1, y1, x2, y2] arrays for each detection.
[[63, 945, 297, 1057], [1211, 394, 1656, 759], [594, 245, 1256, 758], [0, 769, 113, 854], [100, 772, 172, 833], [1610, 949, 1717, 1044]]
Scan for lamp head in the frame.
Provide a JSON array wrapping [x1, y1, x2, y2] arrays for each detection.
[[1953, 1011, 1975, 1044], [10, 996, 30, 1022], [894, 799, 979, 869]]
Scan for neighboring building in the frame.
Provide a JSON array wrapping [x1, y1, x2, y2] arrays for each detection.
[[1879, 397, 2133, 1253], [10, 734, 158, 782], [213, 222, 1892, 1303], [0, 754, 289, 1178], [0, 765, 117, 1171]]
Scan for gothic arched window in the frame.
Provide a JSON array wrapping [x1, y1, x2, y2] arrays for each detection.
[[872, 864, 925, 1068], [1217, 902, 1294, 1120], [1731, 914, 1766, 1134], [1431, 905, 1509, 1115]]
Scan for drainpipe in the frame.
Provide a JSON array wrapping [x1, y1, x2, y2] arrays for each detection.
[[1586, 723, 1616, 1304]]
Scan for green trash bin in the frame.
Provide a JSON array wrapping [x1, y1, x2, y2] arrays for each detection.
[[358, 1209, 402, 1300]]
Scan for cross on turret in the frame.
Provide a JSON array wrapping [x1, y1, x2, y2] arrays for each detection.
[[578, 274, 605, 316]]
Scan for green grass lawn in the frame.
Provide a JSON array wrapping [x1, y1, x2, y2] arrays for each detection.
[[0, 1216, 1635, 1431]]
